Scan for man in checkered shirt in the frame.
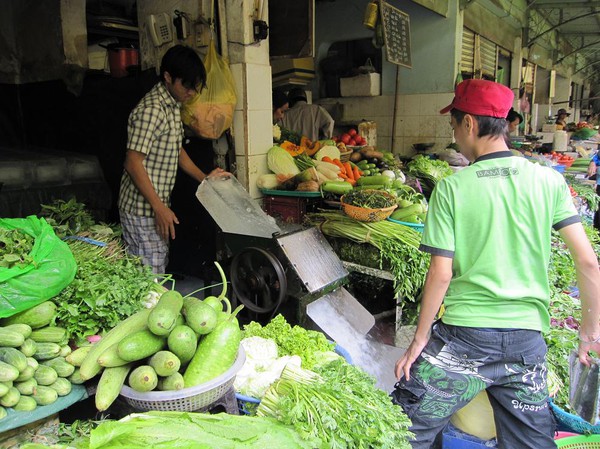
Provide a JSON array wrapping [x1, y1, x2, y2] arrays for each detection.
[[118, 45, 226, 274]]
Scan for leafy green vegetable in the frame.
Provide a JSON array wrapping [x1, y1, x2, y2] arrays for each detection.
[[279, 127, 302, 145], [565, 174, 599, 212], [242, 315, 334, 370], [40, 198, 97, 238], [87, 411, 318, 449], [307, 211, 429, 301], [257, 360, 413, 448], [407, 155, 453, 199], [267, 145, 301, 176], [0, 228, 35, 268], [343, 190, 396, 209]]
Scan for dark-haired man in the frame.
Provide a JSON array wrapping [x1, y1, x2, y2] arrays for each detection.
[[281, 87, 334, 141], [391, 79, 600, 448], [118, 45, 225, 273]]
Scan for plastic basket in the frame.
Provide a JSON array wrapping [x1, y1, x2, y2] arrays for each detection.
[[553, 164, 567, 173], [387, 217, 425, 232], [549, 400, 600, 435], [555, 435, 600, 448], [235, 343, 352, 414], [340, 191, 397, 222], [119, 346, 246, 412]]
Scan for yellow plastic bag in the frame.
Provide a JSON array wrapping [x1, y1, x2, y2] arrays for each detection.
[[182, 40, 237, 139]]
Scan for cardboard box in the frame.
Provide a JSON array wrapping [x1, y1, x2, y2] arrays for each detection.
[[542, 123, 557, 133], [340, 73, 381, 97]]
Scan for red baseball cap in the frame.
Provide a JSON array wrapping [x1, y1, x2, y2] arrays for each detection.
[[440, 79, 514, 118]]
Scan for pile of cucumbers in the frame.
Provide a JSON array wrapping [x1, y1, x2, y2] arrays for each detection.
[[78, 262, 243, 412], [389, 184, 428, 224], [0, 301, 78, 419]]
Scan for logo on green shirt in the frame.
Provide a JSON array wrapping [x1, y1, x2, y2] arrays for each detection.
[[476, 167, 519, 178]]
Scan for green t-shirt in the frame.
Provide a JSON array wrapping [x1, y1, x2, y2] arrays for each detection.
[[420, 151, 580, 332]]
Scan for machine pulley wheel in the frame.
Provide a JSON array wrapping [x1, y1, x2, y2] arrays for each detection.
[[230, 247, 287, 315]]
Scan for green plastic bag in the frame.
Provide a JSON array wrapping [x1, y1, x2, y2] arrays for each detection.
[[0, 216, 76, 318]]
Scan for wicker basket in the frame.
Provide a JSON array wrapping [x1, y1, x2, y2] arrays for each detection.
[[339, 150, 353, 162], [340, 191, 397, 222], [120, 346, 246, 412]]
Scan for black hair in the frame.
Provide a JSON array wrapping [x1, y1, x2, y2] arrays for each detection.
[[287, 87, 307, 107], [160, 45, 206, 90], [451, 109, 508, 138], [506, 108, 523, 124], [272, 88, 289, 110]]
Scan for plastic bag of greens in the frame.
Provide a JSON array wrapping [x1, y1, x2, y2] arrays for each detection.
[[0, 216, 76, 318]]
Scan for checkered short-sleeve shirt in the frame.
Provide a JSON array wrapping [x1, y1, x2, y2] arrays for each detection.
[[118, 82, 184, 217]]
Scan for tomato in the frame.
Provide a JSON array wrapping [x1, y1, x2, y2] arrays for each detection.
[[341, 133, 351, 144], [332, 136, 339, 142], [357, 136, 366, 145], [348, 138, 357, 146], [348, 128, 357, 137]]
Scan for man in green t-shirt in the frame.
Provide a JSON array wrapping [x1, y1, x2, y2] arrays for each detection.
[[391, 79, 600, 449]]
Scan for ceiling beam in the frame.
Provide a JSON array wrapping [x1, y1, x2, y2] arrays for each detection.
[[531, 1, 600, 9], [527, 11, 600, 46], [574, 59, 600, 75], [556, 39, 600, 63]]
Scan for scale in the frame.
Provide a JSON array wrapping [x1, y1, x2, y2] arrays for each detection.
[[196, 177, 404, 391]]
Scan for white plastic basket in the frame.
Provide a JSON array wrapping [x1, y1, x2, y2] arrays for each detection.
[[120, 346, 246, 412]]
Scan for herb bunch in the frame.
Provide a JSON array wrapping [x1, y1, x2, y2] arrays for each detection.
[[0, 228, 35, 268]]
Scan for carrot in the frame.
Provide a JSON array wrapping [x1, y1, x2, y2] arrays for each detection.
[[346, 179, 357, 187], [344, 162, 354, 181], [332, 159, 346, 174], [322, 156, 334, 163], [353, 166, 361, 180]]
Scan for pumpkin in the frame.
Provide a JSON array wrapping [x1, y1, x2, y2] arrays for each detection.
[[280, 140, 304, 157], [300, 136, 321, 156]]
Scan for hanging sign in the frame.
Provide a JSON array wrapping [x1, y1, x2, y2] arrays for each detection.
[[379, 0, 412, 68]]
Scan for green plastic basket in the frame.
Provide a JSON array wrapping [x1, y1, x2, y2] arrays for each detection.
[[556, 435, 600, 448]]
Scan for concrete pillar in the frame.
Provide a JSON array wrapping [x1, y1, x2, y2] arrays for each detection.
[[226, 0, 272, 198]]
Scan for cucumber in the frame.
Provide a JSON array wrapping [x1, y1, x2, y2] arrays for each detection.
[[148, 351, 181, 377], [183, 306, 243, 388], [95, 365, 131, 412], [59, 345, 72, 358], [0, 347, 27, 372], [157, 372, 184, 391], [32, 342, 61, 361], [128, 365, 158, 392], [34, 365, 58, 386], [14, 395, 37, 411], [356, 175, 392, 187], [167, 325, 197, 365], [65, 346, 92, 367], [117, 329, 166, 362], [30, 327, 66, 343], [26, 357, 39, 370], [147, 290, 184, 336], [390, 203, 425, 221], [97, 343, 130, 368], [79, 308, 151, 381], [3, 324, 32, 339], [182, 298, 217, 335], [0, 301, 57, 329], [0, 387, 20, 407], [0, 381, 10, 397], [32, 385, 58, 406], [42, 357, 75, 377], [0, 360, 19, 382], [69, 368, 85, 385], [0, 328, 25, 347], [15, 378, 38, 395], [49, 378, 72, 396], [15, 366, 35, 382], [19, 338, 37, 357]]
